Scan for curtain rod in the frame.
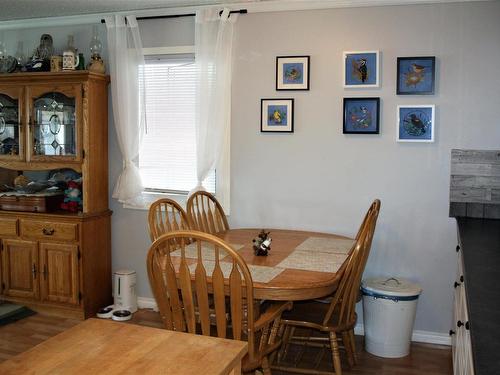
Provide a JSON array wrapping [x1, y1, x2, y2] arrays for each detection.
[[100, 9, 247, 23]]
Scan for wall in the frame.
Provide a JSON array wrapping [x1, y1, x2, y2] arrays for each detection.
[[3, 1, 500, 337], [229, 1, 500, 335]]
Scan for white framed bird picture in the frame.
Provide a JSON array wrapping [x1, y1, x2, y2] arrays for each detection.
[[397, 105, 435, 142], [397, 56, 436, 95], [276, 56, 310, 90], [261, 98, 294, 133], [343, 51, 380, 88]]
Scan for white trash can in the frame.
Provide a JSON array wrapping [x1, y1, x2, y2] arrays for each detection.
[[361, 277, 422, 358]]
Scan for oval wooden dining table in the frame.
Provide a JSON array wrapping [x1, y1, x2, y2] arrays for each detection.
[[208, 228, 355, 302]]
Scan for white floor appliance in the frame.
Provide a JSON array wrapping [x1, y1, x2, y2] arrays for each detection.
[[97, 269, 137, 321]]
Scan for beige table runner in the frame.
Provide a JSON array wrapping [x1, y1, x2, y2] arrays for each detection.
[[171, 243, 244, 261], [188, 261, 284, 283], [295, 237, 355, 254], [276, 236, 354, 273]]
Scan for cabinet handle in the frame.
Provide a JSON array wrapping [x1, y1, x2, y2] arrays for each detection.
[[460, 275, 464, 283], [449, 330, 456, 336], [42, 228, 55, 236], [457, 320, 464, 328], [456, 245, 460, 252], [454, 282, 461, 288], [465, 321, 470, 330], [43, 264, 48, 280], [32, 264, 37, 278]]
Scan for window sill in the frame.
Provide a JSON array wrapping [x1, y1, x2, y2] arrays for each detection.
[[122, 191, 188, 211]]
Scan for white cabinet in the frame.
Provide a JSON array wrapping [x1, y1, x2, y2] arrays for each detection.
[[451, 242, 474, 375]]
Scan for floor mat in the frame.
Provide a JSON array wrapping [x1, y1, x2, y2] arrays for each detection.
[[0, 303, 36, 326]]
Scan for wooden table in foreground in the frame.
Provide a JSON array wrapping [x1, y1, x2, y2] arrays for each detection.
[[0, 319, 247, 375], [214, 228, 353, 301]]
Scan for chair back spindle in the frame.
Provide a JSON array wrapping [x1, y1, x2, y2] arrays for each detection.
[[147, 231, 256, 361], [186, 191, 229, 234], [148, 198, 190, 241]]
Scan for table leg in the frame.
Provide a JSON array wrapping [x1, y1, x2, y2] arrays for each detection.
[[229, 360, 242, 375]]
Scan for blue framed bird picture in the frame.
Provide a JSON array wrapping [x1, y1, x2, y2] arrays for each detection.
[[343, 97, 380, 134], [397, 56, 436, 95], [343, 51, 379, 88], [276, 56, 310, 90], [397, 105, 435, 142], [261, 98, 294, 133]]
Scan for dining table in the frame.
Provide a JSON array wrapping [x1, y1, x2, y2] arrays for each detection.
[[0, 318, 248, 375], [173, 228, 356, 302]]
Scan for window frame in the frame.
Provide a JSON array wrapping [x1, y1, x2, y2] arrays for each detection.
[[128, 45, 228, 211]]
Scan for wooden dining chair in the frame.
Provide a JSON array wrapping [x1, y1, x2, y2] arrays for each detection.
[[148, 198, 190, 242], [147, 230, 292, 375], [273, 203, 380, 375], [186, 191, 229, 234]]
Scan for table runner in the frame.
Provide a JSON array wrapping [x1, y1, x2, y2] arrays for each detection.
[[188, 260, 284, 283], [171, 243, 244, 261], [295, 237, 355, 254]]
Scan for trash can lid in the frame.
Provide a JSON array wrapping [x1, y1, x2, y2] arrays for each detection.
[[361, 277, 422, 298], [114, 269, 136, 275]]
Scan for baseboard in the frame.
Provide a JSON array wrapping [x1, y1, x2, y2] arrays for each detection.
[[354, 323, 451, 346], [136, 296, 451, 346], [137, 297, 159, 311]]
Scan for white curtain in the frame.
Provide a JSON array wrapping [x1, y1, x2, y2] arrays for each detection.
[[192, 8, 237, 212], [105, 15, 146, 205]]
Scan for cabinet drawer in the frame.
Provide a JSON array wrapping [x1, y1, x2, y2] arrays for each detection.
[[19, 220, 78, 242], [0, 218, 18, 236]]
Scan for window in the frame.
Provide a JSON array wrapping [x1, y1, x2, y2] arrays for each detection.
[[139, 54, 215, 194]]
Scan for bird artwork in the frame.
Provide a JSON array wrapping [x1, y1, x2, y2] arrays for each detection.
[[285, 67, 301, 82], [352, 58, 368, 83], [403, 111, 429, 136], [404, 63, 426, 88], [349, 106, 372, 129]]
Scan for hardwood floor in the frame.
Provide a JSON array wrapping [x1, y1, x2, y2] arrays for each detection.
[[0, 309, 452, 374]]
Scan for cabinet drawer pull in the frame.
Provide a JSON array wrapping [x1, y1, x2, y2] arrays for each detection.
[[457, 320, 464, 328], [456, 245, 460, 252], [465, 321, 470, 330], [460, 275, 464, 283], [449, 330, 455, 336], [32, 264, 37, 278], [42, 228, 55, 235], [454, 282, 461, 288]]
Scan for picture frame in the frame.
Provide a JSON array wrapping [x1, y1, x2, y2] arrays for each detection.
[[397, 56, 436, 95], [261, 98, 294, 133], [343, 97, 380, 134], [343, 51, 380, 88], [276, 56, 310, 90], [397, 105, 435, 142]]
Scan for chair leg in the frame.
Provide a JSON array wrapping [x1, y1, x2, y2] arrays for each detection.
[[341, 331, 355, 368], [349, 329, 358, 365], [277, 325, 294, 363], [261, 356, 272, 375], [329, 332, 342, 375]]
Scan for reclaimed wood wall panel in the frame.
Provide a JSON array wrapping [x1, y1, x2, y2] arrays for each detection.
[[450, 149, 500, 218]]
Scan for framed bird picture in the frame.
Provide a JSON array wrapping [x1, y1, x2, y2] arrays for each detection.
[[397, 56, 436, 95], [343, 97, 380, 134], [261, 98, 294, 133], [397, 105, 435, 142], [276, 56, 310, 90], [343, 51, 380, 88]]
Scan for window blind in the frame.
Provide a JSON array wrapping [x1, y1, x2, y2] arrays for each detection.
[[139, 55, 215, 194]]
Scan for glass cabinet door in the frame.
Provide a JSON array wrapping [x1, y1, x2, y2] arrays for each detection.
[[28, 85, 82, 162], [0, 87, 24, 161]]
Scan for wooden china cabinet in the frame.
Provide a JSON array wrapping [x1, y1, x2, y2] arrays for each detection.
[[0, 71, 111, 319]]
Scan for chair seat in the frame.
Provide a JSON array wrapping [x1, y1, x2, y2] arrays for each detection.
[[281, 300, 357, 333]]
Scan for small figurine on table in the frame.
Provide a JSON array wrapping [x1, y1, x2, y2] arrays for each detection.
[[252, 230, 272, 256]]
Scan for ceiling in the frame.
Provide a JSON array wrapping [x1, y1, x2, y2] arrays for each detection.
[[0, 0, 485, 22], [0, 0, 252, 21]]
